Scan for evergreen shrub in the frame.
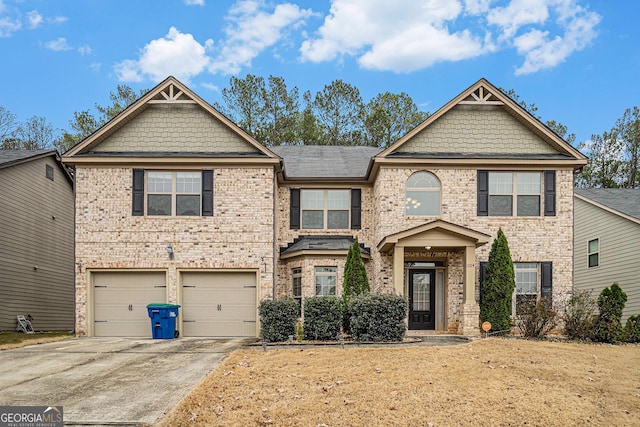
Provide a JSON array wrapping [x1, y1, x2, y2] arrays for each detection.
[[303, 296, 342, 340], [593, 283, 627, 343], [258, 297, 299, 342], [348, 294, 407, 342]]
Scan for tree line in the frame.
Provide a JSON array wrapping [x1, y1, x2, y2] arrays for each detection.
[[1, 75, 638, 188]]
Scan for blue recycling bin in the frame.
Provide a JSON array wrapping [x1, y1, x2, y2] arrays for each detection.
[[146, 303, 180, 339]]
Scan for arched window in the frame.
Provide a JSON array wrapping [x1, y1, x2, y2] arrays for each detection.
[[406, 172, 440, 216]]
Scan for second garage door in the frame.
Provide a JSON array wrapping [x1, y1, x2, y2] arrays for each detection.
[[93, 271, 167, 337], [181, 272, 257, 337]]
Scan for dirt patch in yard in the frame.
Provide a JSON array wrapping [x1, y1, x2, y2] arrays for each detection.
[[0, 332, 74, 350], [157, 338, 640, 426]]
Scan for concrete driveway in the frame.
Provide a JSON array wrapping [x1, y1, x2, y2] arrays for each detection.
[[0, 337, 247, 425]]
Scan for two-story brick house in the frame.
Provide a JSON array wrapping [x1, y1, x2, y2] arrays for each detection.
[[63, 76, 586, 337]]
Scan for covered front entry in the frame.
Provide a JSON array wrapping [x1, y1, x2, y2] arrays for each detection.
[[408, 269, 435, 329], [378, 220, 490, 335]]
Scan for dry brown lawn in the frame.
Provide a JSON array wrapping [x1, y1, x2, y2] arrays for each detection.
[[158, 339, 640, 426]]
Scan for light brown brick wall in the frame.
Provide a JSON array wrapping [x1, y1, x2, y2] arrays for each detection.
[[74, 166, 275, 336], [372, 167, 575, 330]]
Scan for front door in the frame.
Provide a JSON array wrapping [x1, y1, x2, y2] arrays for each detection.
[[408, 269, 436, 330]]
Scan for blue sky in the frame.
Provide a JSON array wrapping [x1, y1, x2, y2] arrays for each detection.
[[0, 0, 638, 147]]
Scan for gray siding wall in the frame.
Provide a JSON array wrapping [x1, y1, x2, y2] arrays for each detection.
[[574, 197, 640, 321], [0, 156, 75, 331]]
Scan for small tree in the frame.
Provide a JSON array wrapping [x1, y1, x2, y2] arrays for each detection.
[[342, 237, 369, 332], [480, 228, 515, 335], [593, 283, 627, 343]]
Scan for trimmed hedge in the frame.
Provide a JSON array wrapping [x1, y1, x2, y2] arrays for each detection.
[[258, 297, 298, 342], [348, 294, 407, 342], [303, 296, 342, 340]]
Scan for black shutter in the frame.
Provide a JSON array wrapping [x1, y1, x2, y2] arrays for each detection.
[[290, 188, 300, 230], [479, 261, 487, 305], [544, 170, 556, 216], [541, 262, 553, 301], [202, 169, 214, 216], [477, 170, 489, 216], [132, 169, 144, 216], [351, 188, 361, 230]]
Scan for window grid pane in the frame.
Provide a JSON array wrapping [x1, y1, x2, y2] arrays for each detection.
[[489, 172, 513, 193], [301, 190, 324, 209], [406, 172, 441, 217], [517, 173, 541, 194], [148, 172, 172, 193], [327, 190, 349, 209], [588, 239, 599, 253], [176, 172, 201, 193]]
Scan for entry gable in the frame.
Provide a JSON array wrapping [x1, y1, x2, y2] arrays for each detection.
[[377, 220, 491, 253], [377, 78, 586, 164], [64, 76, 276, 160]]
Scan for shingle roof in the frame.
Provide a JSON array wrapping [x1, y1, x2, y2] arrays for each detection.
[[575, 188, 640, 221], [271, 146, 381, 179], [280, 235, 371, 255], [0, 149, 57, 168]]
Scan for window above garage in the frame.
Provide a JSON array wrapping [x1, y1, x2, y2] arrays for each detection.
[[132, 169, 213, 216]]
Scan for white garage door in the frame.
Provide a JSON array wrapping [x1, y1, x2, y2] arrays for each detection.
[[93, 272, 167, 337], [181, 272, 257, 337]]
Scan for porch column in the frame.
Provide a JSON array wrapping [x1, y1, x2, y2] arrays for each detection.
[[461, 244, 480, 336], [393, 245, 404, 295], [463, 245, 476, 304]]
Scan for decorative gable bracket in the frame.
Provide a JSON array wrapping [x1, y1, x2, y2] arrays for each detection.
[[458, 86, 504, 106], [148, 83, 196, 105]]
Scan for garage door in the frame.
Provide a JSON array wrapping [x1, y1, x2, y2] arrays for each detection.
[[181, 272, 257, 337], [93, 272, 166, 337]]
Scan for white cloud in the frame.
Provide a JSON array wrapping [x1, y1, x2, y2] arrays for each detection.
[[300, 0, 486, 71], [487, 0, 550, 40], [50, 16, 68, 24], [200, 82, 219, 92], [114, 27, 211, 83], [78, 45, 92, 55], [184, 0, 205, 5], [300, 0, 600, 75], [209, 0, 314, 74], [0, 16, 20, 37], [44, 37, 72, 51], [513, 1, 601, 74], [26, 10, 42, 29], [89, 62, 101, 72]]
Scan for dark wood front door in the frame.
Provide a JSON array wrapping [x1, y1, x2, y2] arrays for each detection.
[[408, 269, 436, 330]]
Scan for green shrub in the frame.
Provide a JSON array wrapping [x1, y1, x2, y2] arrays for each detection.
[[258, 297, 299, 342], [624, 315, 640, 343], [562, 290, 598, 340], [517, 298, 558, 338], [303, 296, 342, 340], [348, 294, 407, 342], [480, 228, 516, 335], [593, 283, 627, 343]]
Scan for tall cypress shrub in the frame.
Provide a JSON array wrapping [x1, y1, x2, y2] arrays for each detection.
[[480, 228, 515, 335], [342, 237, 369, 332]]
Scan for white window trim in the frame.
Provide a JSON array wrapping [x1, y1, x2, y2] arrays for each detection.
[[301, 189, 350, 229], [587, 238, 600, 268], [146, 171, 201, 216], [489, 172, 542, 217], [314, 266, 337, 296], [513, 263, 539, 317], [406, 171, 441, 217]]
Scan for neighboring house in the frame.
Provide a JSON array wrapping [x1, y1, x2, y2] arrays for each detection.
[[574, 189, 640, 321], [62, 76, 586, 338], [0, 150, 75, 331]]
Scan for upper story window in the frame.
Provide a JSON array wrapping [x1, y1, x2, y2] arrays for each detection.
[[588, 238, 599, 268], [147, 171, 201, 216], [290, 188, 361, 230], [132, 169, 213, 217], [406, 172, 440, 216], [488, 172, 541, 216], [301, 189, 350, 229]]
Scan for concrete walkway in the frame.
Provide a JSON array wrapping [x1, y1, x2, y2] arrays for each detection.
[[0, 337, 247, 425]]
